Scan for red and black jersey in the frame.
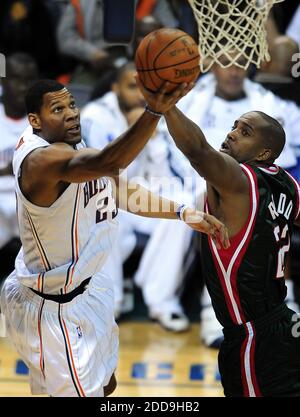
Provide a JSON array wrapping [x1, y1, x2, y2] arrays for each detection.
[[201, 163, 300, 328]]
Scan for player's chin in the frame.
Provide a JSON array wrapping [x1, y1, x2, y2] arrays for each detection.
[[65, 130, 82, 144]]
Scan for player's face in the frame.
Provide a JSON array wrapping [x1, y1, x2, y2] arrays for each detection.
[[36, 89, 81, 145], [220, 112, 266, 163], [213, 56, 247, 100], [113, 69, 145, 112]]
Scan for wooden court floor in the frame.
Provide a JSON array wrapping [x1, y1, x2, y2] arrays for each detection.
[[0, 322, 223, 397]]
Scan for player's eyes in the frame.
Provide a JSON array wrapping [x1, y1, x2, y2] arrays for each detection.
[[70, 102, 76, 108], [231, 125, 236, 131], [53, 107, 62, 113], [242, 129, 249, 136]]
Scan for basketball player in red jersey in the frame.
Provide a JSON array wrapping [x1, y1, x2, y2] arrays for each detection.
[[138, 77, 300, 397]]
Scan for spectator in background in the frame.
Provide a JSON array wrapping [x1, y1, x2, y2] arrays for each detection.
[[256, 36, 299, 82], [0, 52, 38, 282], [128, 15, 163, 61], [136, 1, 197, 40], [136, 0, 178, 28], [56, 0, 127, 85], [286, 4, 300, 52], [0, 0, 61, 78], [254, 36, 300, 106]]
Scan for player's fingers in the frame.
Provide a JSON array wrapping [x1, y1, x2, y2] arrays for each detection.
[[135, 74, 154, 96], [170, 82, 193, 101], [158, 81, 172, 95], [211, 232, 221, 250], [203, 213, 230, 249], [204, 213, 226, 231], [219, 225, 230, 249]]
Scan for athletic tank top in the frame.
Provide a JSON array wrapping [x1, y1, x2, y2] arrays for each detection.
[[201, 163, 300, 327], [13, 126, 118, 294]]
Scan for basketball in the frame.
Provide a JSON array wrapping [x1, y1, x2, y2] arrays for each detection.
[[135, 28, 200, 94]]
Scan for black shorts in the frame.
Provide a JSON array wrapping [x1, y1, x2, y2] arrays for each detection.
[[219, 304, 300, 397]]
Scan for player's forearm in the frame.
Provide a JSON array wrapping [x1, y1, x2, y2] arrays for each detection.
[[95, 110, 161, 174], [64, 111, 160, 182], [119, 181, 179, 219], [164, 106, 208, 163]]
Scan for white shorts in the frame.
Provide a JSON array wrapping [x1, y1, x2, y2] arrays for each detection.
[[0, 271, 119, 397]]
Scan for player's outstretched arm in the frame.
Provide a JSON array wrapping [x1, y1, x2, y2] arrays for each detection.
[[136, 77, 247, 196], [163, 106, 248, 195], [116, 178, 230, 249], [26, 82, 193, 185]]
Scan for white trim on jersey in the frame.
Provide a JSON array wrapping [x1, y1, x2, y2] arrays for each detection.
[[258, 165, 280, 175], [244, 322, 256, 397], [208, 164, 258, 325], [284, 170, 300, 220]]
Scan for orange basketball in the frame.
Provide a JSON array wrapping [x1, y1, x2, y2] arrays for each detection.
[[135, 28, 200, 94]]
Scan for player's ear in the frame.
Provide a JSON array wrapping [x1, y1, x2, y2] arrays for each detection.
[[28, 113, 41, 130], [256, 148, 272, 162]]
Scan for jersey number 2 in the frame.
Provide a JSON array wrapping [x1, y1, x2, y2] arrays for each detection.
[[273, 224, 290, 278]]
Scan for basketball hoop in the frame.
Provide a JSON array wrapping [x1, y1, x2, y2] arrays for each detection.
[[188, 0, 285, 72]]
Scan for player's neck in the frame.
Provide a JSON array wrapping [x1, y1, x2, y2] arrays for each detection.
[[247, 161, 274, 168]]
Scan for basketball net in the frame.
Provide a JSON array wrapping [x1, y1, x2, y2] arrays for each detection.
[[188, 0, 284, 72]]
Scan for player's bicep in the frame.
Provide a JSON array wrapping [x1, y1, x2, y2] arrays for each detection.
[[189, 145, 247, 195], [26, 144, 100, 184]]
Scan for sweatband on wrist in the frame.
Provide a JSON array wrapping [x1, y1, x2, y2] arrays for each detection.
[[145, 105, 163, 117], [176, 204, 187, 221]]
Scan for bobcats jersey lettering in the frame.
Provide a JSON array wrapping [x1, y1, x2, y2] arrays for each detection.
[[11, 126, 118, 294]]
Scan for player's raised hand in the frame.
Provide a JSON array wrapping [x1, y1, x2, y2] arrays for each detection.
[[183, 208, 230, 250], [136, 75, 194, 115]]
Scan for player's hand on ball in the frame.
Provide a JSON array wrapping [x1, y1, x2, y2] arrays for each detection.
[[183, 208, 230, 250], [136, 76, 194, 115]]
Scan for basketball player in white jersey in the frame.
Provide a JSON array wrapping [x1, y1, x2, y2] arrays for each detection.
[[0, 53, 38, 278], [0, 79, 229, 397]]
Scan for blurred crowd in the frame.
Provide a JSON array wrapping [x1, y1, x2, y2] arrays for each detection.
[[0, 0, 300, 349]]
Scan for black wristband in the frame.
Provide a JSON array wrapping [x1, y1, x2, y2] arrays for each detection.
[[145, 105, 163, 117]]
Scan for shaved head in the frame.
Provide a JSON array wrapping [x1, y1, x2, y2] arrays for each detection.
[[253, 111, 286, 161]]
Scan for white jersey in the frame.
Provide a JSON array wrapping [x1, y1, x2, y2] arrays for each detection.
[[13, 126, 118, 294]]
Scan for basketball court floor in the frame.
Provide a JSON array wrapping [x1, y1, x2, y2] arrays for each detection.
[[0, 322, 223, 397]]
